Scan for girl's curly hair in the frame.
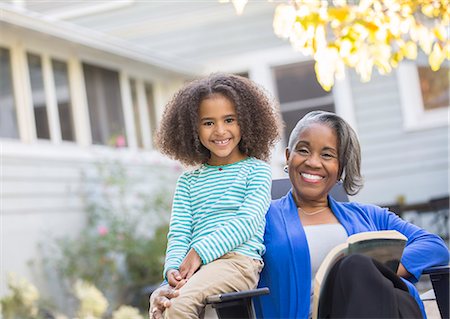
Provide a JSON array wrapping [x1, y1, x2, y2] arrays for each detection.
[[155, 73, 281, 166]]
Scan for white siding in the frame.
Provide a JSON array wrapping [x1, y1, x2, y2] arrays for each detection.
[[350, 70, 449, 205], [0, 141, 180, 303]]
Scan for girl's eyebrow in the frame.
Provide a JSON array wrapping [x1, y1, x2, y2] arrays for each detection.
[[200, 114, 237, 121]]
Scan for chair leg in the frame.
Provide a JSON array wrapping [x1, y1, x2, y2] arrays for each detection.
[[211, 298, 256, 319], [429, 272, 449, 319]]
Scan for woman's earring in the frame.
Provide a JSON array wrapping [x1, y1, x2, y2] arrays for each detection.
[[283, 165, 289, 174]]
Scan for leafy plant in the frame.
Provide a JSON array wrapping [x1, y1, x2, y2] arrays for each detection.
[[40, 159, 180, 313]]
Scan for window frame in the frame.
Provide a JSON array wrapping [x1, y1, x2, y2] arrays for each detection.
[[0, 33, 160, 152], [397, 61, 449, 131]]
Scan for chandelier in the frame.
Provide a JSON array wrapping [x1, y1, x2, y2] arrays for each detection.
[[221, 0, 450, 91]]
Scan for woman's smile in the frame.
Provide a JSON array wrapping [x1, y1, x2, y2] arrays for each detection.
[[300, 172, 324, 183]]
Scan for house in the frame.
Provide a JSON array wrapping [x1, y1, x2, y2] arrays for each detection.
[[1, 0, 448, 300]]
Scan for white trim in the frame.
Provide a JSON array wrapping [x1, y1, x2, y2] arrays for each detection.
[[42, 54, 62, 143], [136, 79, 152, 149], [11, 43, 36, 143], [397, 62, 449, 131], [120, 72, 137, 150], [0, 138, 170, 163], [333, 68, 358, 133], [67, 57, 91, 146], [46, 0, 135, 20]]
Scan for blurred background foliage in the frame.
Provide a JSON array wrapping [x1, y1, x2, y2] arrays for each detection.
[[35, 159, 180, 316]]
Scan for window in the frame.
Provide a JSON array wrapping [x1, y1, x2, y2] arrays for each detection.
[[52, 59, 75, 141], [83, 63, 126, 146], [273, 62, 335, 143], [417, 66, 449, 111], [397, 58, 449, 130], [27, 53, 50, 139], [0, 47, 19, 139]]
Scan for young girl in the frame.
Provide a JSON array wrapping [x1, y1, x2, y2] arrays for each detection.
[[155, 73, 280, 319]]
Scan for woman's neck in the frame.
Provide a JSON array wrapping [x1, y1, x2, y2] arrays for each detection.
[[292, 192, 328, 211]]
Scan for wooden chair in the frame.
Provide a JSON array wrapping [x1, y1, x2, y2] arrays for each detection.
[[207, 178, 449, 319]]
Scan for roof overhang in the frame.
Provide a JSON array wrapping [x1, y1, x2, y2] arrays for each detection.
[[0, 3, 202, 77]]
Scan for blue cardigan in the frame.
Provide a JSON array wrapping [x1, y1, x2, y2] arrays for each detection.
[[255, 191, 449, 319]]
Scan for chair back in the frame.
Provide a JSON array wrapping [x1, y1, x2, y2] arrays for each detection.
[[271, 178, 349, 202]]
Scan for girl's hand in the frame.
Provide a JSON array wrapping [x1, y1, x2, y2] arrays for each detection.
[[179, 248, 202, 280], [149, 284, 179, 319], [166, 269, 182, 287]]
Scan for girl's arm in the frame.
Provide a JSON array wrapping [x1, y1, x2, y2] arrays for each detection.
[[163, 174, 193, 279], [191, 163, 272, 264]]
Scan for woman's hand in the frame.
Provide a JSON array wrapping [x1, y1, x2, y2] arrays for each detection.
[[179, 248, 202, 280], [148, 284, 179, 319]]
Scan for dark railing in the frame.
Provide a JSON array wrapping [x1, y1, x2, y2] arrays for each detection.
[[383, 196, 449, 243]]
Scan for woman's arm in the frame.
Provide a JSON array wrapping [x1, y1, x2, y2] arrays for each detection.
[[396, 263, 412, 278], [374, 205, 449, 282]]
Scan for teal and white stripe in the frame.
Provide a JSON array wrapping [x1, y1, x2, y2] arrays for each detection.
[[163, 157, 271, 278]]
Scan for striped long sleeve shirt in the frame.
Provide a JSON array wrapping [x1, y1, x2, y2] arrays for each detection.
[[163, 157, 271, 278]]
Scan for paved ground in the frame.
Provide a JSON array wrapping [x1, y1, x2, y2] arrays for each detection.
[[424, 299, 441, 319]]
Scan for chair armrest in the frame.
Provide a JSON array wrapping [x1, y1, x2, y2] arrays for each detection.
[[206, 287, 269, 304], [206, 288, 269, 319], [422, 264, 450, 275]]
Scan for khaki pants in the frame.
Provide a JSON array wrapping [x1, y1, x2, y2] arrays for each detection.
[[165, 252, 263, 319]]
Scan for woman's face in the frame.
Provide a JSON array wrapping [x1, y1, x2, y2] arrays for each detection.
[[286, 123, 339, 204]]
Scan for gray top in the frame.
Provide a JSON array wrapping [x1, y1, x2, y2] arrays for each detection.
[[304, 223, 348, 318]]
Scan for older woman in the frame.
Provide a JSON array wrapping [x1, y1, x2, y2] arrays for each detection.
[[150, 111, 449, 319]]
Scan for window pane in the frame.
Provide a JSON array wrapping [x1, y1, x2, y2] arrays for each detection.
[[52, 59, 75, 141], [418, 65, 449, 111], [27, 53, 50, 139], [130, 79, 143, 148], [144, 83, 157, 140], [273, 62, 335, 143], [282, 104, 335, 142], [0, 47, 19, 138], [83, 63, 126, 146], [274, 62, 330, 103]]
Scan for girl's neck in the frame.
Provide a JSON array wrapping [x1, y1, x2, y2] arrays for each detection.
[[207, 154, 248, 166]]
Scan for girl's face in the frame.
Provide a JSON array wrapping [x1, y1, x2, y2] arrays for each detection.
[[286, 123, 340, 204], [198, 94, 246, 166]]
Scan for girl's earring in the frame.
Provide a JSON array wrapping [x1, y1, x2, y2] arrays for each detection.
[[283, 165, 289, 174]]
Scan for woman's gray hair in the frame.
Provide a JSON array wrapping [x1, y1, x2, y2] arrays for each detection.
[[287, 110, 363, 195]]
